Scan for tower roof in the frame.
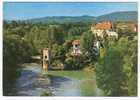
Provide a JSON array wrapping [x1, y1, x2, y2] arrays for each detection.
[[72, 39, 80, 45]]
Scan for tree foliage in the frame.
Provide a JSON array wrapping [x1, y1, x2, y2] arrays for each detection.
[[96, 37, 137, 96], [80, 31, 98, 63]]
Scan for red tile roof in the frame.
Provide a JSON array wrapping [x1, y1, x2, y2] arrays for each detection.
[[72, 39, 80, 45], [94, 21, 113, 30]]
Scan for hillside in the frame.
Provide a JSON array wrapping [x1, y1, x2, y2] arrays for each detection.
[[96, 11, 137, 22], [27, 16, 96, 23], [18, 11, 138, 23]]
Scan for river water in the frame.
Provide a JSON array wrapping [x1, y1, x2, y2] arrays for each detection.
[[6, 63, 103, 96]]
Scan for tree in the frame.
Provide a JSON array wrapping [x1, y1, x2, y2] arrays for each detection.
[[48, 25, 65, 45], [119, 38, 137, 96], [80, 31, 97, 63], [96, 37, 137, 96], [80, 31, 93, 51], [3, 34, 32, 95], [65, 53, 85, 70], [96, 47, 125, 96]]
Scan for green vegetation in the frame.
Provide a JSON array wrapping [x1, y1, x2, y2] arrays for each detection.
[[3, 21, 91, 94], [3, 34, 32, 94], [3, 19, 137, 96], [80, 30, 98, 63], [96, 36, 137, 96], [26, 11, 137, 23], [96, 11, 137, 22], [47, 70, 95, 80], [41, 91, 53, 96]]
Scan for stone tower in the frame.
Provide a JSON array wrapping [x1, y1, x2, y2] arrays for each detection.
[[42, 48, 50, 70]]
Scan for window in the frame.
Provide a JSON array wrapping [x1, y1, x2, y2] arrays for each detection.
[[45, 55, 47, 59]]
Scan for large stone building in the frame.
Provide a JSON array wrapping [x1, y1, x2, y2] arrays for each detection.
[[91, 21, 118, 39]]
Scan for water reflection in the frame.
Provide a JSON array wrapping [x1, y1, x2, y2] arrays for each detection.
[[5, 63, 103, 96]]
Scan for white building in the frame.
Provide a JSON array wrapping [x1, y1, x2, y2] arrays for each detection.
[[91, 21, 118, 39], [71, 39, 82, 56]]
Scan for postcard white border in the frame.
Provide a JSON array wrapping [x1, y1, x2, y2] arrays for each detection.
[[0, 0, 139, 100]]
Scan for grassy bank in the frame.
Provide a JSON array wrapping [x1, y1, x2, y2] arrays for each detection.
[[47, 70, 95, 80]]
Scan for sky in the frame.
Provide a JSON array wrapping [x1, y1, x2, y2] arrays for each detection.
[[3, 2, 138, 20]]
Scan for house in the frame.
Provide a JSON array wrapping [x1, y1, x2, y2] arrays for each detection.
[[91, 21, 113, 38], [91, 21, 118, 39], [106, 30, 118, 39], [42, 48, 50, 70], [71, 39, 82, 56]]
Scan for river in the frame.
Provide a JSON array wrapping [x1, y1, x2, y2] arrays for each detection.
[[6, 63, 103, 96]]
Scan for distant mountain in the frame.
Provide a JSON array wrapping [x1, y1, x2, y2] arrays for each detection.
[[27, 16, 96, 23], [96, 11, 138, 22], [23, 11, 137, 23]]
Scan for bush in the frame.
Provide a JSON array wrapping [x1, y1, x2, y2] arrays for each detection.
[[52, 60, 64, 70], [64, 52, 85, 70], [41, 91, 53, 96]]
